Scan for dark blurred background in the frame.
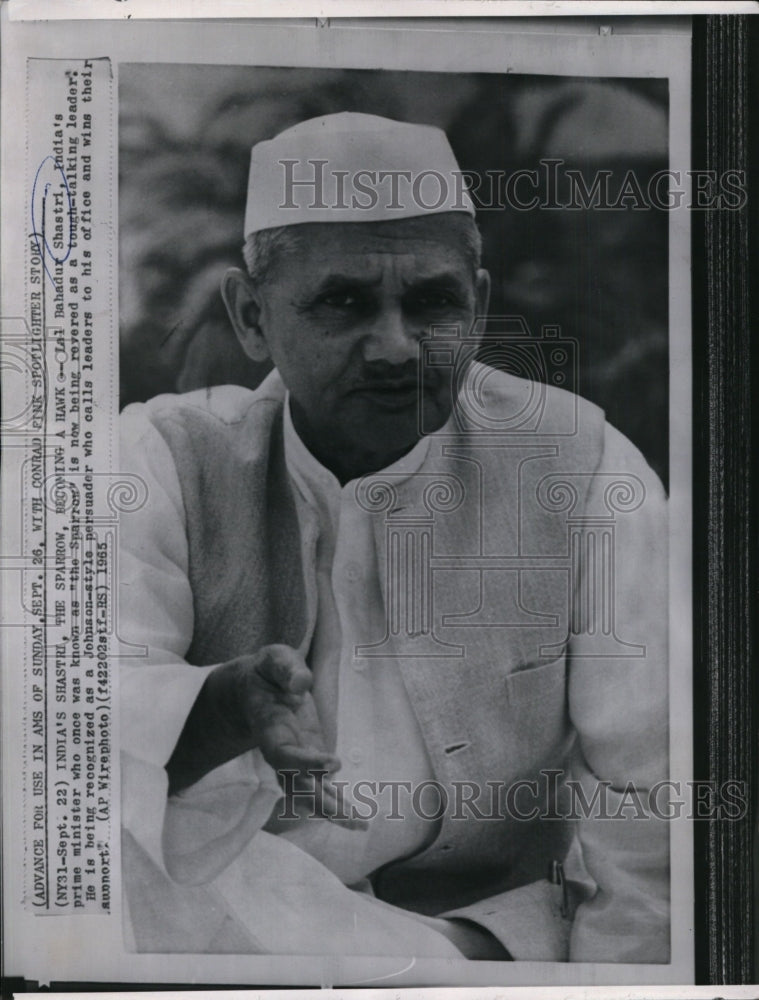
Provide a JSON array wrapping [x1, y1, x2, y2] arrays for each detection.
[[119, 65, 669, 487]]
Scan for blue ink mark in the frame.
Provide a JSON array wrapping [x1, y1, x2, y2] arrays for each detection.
[[31, 156, 75, 290]]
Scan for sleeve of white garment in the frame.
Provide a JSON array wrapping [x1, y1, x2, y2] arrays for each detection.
[[118, 403, 282, 882], [440, 422, 670, 964], [565, 422, 670, 963]]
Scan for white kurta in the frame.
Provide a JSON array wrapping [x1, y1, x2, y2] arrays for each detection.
[[278, 397, 440, 882], [119, 379, 669, 960]]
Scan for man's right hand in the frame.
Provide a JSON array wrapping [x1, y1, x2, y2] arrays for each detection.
[[166, 645, 365, 829]]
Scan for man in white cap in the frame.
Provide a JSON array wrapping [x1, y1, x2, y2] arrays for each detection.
[[119, 113, 669, 962]]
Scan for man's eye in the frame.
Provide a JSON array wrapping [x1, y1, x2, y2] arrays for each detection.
[[411, 292, 457, 309], [320, 291, 359, 308]]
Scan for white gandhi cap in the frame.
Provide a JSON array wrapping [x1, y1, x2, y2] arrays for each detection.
[[244, 111, 475, 237]]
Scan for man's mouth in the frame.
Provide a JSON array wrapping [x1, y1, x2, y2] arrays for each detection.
[[349, 380, 421, 410]]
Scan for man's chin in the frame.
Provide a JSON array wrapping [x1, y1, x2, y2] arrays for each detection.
[[347, 410, 451, 469]]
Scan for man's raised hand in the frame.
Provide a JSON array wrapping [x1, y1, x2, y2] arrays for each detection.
[[166, 645, 367, 829]]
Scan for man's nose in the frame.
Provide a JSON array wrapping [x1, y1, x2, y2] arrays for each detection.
[[361, 306, 421, 366]]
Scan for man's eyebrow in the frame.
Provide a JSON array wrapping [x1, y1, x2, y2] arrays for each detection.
[[309, 273, 384, 295], [303, 269, 472, 300], [404, 272, 472, 296]]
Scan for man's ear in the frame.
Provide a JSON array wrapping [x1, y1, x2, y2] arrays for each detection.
[[475, 268, 491, 320], [221, 267, 271, 363]]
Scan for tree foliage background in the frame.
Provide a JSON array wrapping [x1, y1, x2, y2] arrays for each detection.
[[120, 64, 669, 486]]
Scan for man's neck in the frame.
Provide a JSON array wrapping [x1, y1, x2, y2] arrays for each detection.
[[289, 401, 423, 486]]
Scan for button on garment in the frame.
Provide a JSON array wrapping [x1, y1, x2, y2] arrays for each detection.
[[282, 398, 439, 886]]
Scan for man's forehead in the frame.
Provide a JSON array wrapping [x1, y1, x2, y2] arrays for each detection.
[[284, 225, 474, 286], [287, 217, 474, 262]]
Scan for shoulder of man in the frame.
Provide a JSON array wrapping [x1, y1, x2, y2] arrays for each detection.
[[457, 361, 605, 439], [122, 368, 286, 431], [119, 370, 289, 487]]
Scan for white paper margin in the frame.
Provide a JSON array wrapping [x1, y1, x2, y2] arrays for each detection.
[[1, 10, 697, 992]]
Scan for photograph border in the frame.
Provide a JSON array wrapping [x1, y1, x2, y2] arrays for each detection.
[[0, 6, 756, 994], [691, 12, 757, 987]]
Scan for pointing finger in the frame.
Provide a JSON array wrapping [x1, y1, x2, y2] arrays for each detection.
[[255, 645, 312, 697]]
